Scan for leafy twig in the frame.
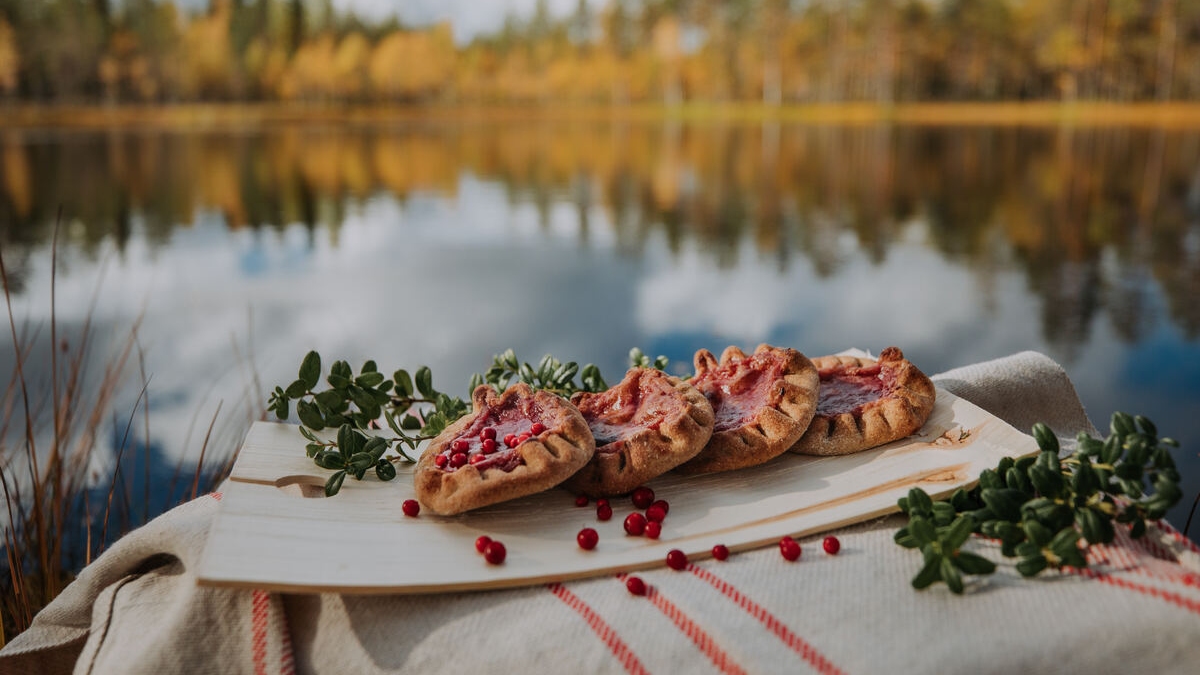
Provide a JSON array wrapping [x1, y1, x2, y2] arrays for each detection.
[[895, 412, 1182, 593]]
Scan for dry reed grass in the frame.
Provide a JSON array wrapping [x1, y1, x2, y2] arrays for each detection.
[[0, 222, 239, 646]]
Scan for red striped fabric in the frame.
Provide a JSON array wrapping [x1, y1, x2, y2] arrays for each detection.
[[251, 589, 269, 675], [687, 564, 846, 675], [1072, 566, 1200, 616], [616, 574, 747, 675], [547, 582, 649, 675], [1156, 520, 1200, 555]]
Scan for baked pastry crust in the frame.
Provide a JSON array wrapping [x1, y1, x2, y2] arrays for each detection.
[[789, 346, 936, 457], [414, 383, 595, 515], [563, 367, 715, 497], [674, 344, 819, 475]]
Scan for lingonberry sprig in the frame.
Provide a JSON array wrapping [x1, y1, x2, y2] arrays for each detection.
[[894, 412, 1182, 594], [267, 350, 469, 495], [468, 349, 608, 397], [628, 347, 670, 372]]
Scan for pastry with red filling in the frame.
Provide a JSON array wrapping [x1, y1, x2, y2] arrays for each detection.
[[788, 346, 936, 457], [674, 344, 819, 475], [415, 383, 595, 515], [563, 367, 715, 497]]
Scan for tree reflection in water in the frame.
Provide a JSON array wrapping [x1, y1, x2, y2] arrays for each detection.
[[0, 121, 1197, 534]]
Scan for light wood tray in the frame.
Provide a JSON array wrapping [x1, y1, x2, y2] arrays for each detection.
[[197, 388, 1034, 594]]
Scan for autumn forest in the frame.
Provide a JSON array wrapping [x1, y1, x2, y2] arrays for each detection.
[[1, 0, 1200, 105]]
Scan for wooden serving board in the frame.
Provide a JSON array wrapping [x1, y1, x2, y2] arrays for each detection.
[[197, 388, 1034, 594]]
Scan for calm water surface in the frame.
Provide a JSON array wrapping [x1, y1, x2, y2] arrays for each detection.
[[1, 120, 1198, 535]]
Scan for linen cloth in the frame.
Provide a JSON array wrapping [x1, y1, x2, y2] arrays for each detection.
[[3, 351, 1199, 675]]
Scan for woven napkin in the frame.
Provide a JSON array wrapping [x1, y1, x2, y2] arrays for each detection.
[[3, 351, 1198, 675]]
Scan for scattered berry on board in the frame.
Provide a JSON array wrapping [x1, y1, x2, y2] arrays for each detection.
[[779, 536, 802, 561]]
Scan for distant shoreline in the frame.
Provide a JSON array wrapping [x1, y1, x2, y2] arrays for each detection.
[[4, 101, 1200, 130]]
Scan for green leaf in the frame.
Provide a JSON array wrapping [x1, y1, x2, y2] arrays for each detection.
[[907, 488, 934, 515], [348, 452, 375, 472], [1016, 554, 1048, 577], [912, 549, 942, 590], [296, 400, 325, 430], [336, 424, 357, 457], [394, 369, 413, 398], [1005, 467, 1033, 495], [1111, 412, 1135, 438], [272, 396, 289, 420], [894, 527, 920, 548], [331, 360, 352, 380], [324, 471, 346, 497], [1100, 434, 1122, 465], [952, 551, 996, 576], [415, 366, 434, 398], [981, 488, 1024, 522], [1076, 507, 1113, 545], [1032, 423, 1059, 454], [1030, 465, 1064, 498], [942, 515, 975, 551], [940, 556, 964, 594], [931, 501, 957, 526], [1015, 541, 1042, 559], [910, 516, 937, 546], [355, 371, 386, 388], [327, 373, 350, 389], [360, 359, 378, 374], [1047, 528, 1081, 560], [363, 435, 388, 459], [1071, 457, 1100, 496], [304, 442, 323, 458], [1022, 519, 1053, 547], [375, 459, 397, 481], [285, 378, 309, 399], [1130, 517, 1147, 538], [314, 451, 344, 470], [299, 350, 322, 389], [979, 469, 1004, 491]]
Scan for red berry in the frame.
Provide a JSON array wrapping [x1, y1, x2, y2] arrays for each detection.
[[651, 499, 670, 515], [645, 504, 667, 523], [481, 438, 497, 453], [596, 498, 610, 508], [596, 504, 613, 521], [484, 540, 506, 565], [625, 576, 647, 596], [530, 422, 546, 435], [823, 536, 841, 555], [575, 495, 589, 507], [631, 486, 655, 509], [469, 453, 486, 464], [504, 433, 518, 448], [402, 499, 420, 517], [450, 452, 468, 468], [645, 521, 662, 539], [624, 512, 646, 536], [480, 427, 497, 441], [712, 544, 729, 561], [665, 549, 688, 570], [434, 453, 448, 468], [451, 439, 469, 453], [779, 536, 801, 561], [577, 527, 599, 550], [518, 433, 531, 444], [475, 535, 492, 553]]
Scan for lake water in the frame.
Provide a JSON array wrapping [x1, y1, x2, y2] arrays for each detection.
[[1, 119, 1198, 537]]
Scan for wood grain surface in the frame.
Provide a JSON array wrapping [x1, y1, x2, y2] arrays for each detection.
[[196, 387, 1034, 594]]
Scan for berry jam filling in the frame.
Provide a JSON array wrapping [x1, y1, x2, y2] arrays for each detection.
[[691, 351, 789, 432], [574, 369, 680, 452], [436, 397, 553, 473], [815, 363, 897, 417]]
